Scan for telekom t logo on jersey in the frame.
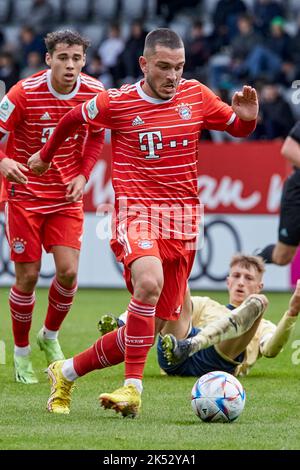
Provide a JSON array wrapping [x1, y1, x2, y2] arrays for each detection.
[[139, 131, 189, 159], [41, 127, 78, 144]]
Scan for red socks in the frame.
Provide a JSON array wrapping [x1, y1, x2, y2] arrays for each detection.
[[9, 286, 35, 347], [44, 277, 77, 331], [73, 298, 156, 379], [74, 326, 125, 376], [125, 298, 155, 380]]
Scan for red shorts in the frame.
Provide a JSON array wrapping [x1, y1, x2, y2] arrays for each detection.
[[5, 201, 84, 262], [111, 234, 196, 321]]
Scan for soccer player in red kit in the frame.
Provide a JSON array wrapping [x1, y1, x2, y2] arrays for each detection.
[[29, 29, 258, 415], [0, 30, 104, 384]]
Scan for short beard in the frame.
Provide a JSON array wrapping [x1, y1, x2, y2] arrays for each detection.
[[146, 76, 170, 100]]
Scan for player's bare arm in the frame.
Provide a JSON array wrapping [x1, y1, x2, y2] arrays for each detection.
[[28, 151, 50, 175], [0, 157, 29, 184], [66, 174, 87, 202], [260, 281, 299, 358], [231, 86, 259, 121], [287, 279, 300, 317]]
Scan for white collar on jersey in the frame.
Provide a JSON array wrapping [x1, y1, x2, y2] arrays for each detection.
[[46, 69, 81, 100], [136, 80, 175, 104]]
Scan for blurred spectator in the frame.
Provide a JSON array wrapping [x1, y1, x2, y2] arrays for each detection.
[[156, 0, 201, 23], [0, 52, 20, 91], [19, 26, 46, 69], [239, 16, 291, 83], [252, 82, 295, 140], [118, 20, 147, 83], [213, 0, 247, 40], [289, 14, 300, 80], [231, 14, 261, 65], [184, 20, 211, 82], [0, 29, 4, 49], [84, 53, 113, 89], [254, 0, 285, 36], [20, 51, 44, 78], [268, 16, 291, 60], [98, 23, 125, 86], [27, 0, 55, 34]]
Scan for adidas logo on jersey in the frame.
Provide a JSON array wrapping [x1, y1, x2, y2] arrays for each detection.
[[280, 228, 289, 238], [132, 116, 145, 126], [40, 112, 51, 120]]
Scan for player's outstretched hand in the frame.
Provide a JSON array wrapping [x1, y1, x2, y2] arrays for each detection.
[[288, 279, 300, 317], [66, 174, 87, 202], [28, 152, 50, 175], [0, 157, 29, 184], [232, 86, 258, 121]]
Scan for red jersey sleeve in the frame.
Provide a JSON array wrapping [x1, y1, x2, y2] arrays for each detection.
[[81, 90, 114, 129], [80, 128, 105, 181], [0, 82, 26, 133], [201, 84, 235, 131]]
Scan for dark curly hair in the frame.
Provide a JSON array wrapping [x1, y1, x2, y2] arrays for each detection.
[[45, 30, 90, 55]]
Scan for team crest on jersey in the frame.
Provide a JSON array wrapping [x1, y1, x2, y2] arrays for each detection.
[[138, 240, 153, 250], [176, 103, 192, 120], [0, 96, 15, 123], [12, 238, 27, 254], [87, 96, 99, 120]]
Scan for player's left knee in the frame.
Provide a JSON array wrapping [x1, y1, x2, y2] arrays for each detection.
[[56, 268, 78, 286]]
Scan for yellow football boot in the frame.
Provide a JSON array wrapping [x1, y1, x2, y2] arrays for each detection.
[[47, 360, 74, 414], [99, 384, 141, 418]]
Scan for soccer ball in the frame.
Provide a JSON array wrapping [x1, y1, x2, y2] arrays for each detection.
[[191, 371, 246, 423]]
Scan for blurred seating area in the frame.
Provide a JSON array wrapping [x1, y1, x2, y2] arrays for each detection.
[[0, 0, 300, 140]]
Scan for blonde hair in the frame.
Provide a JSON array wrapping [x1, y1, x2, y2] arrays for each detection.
[[230, 254, 265, 275]]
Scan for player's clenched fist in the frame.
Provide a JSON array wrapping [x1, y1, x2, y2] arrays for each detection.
[[28, 151, 50, 175]]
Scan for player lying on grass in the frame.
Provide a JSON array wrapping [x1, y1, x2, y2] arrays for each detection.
[[99, 254, 299, 377], [160, 257, 299, 376]]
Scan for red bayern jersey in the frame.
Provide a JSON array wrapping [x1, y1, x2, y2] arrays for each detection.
[[0, 69, 104, 213], [81, 78, 235, 239]]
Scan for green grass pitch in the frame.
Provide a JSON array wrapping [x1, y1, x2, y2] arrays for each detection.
[[0, 287, 299, 450]]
